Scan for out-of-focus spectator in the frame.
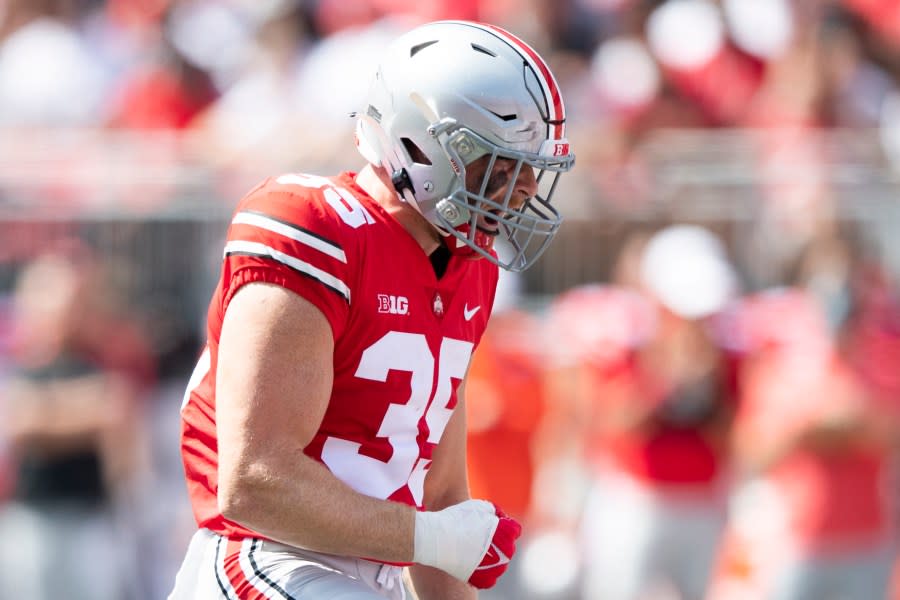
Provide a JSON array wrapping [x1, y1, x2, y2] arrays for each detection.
[[189, 0, 315, 172], [843, 0, 900, 46], [466, 311, 544, 523], [288, 14, 414, 165], [0, 0, 110, 126], [0, 244, 155, 600], [646, 0, 765, 126], [537, 282, 655, 598], [312, 0, 481, 36], [465, 305, 551, 600], [818, 8, 898, 128], [465, 254, 540, 522], [715, 285, 899, 600], [107, 40, 218, 130], [543, 224, 742, 600]]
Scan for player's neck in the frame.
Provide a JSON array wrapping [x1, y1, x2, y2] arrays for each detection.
[[355, 164, 442, 256]]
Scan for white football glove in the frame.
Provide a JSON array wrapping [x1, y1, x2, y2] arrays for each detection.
[[413, 499, 522, 588]]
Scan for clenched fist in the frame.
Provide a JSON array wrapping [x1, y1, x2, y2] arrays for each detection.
[[413, 499, 522, 589]]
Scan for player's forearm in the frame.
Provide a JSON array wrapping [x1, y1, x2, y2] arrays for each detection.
[[219, 451, 416, 563], [408, 564, 476, 600]]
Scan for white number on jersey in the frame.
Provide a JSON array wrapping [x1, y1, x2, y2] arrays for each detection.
[[321, 332, 474, 504], [275, 173, 375, 229]]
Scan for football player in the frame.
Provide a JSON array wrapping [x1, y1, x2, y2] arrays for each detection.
[[168, 20, 574, 600]]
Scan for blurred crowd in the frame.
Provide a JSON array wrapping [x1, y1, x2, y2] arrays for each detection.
[[0, 0, 899, 599], [0, 0, 898, 174], [472, 227, 900, 600]]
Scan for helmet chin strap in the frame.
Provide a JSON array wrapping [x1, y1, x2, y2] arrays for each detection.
[[376, 137, 422, 211], [390, 168, 418, 206]]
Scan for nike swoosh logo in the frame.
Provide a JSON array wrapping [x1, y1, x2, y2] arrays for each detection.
[[463, 304, 481, 321], [476, 543, 510, 570]]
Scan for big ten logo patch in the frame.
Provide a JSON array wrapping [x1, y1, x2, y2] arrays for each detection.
[[377, 294, 409, 315], [553, 142, 570, 157]]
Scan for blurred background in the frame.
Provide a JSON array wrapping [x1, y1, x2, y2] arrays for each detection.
[[0, 0, 898, 598]]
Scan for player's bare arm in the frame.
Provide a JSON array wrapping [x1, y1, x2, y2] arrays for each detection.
[[409, 380, 477, 600], [216, 281, 416, 562]]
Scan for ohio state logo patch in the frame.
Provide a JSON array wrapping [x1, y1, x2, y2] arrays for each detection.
[[432, 292, 445, 318]]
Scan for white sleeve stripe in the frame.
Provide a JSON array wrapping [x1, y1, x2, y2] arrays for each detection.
[[180, 345, 210, 411], [232, 211, 347, 263], [224, 240, 351, 303]]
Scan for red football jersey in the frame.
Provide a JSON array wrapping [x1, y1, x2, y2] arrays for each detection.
[[180, 172, 499, 539]]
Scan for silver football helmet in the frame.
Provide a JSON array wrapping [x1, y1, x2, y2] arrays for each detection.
[[355, 20, 575, 272]]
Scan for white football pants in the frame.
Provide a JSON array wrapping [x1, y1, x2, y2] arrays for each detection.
[[168, 528, 407, 600]]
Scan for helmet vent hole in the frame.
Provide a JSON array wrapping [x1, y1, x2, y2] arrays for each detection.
[[487, 109, 518, 122], [470, 43, 497, 57], [410, 40, 439, 57], [401, 138, 432, 165]]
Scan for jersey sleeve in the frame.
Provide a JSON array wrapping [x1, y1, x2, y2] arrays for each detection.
[[219, 177, 353, 340]]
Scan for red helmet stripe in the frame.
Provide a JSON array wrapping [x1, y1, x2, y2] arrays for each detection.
[[473, 22, 566, 140]]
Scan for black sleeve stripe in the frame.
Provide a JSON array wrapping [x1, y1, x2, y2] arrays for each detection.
[[233, 210, 346, 263], [225, 243, 351, 304], [238, 209, 343, 250]]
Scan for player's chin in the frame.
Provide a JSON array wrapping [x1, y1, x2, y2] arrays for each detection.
[[468, 224, 498, 259]]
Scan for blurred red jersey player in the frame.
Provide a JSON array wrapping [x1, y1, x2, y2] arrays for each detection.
[[546, 225, 741, 600], [714, 286, 899, 600]]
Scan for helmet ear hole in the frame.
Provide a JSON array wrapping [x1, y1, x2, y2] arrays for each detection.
[[401, 137, 432, 165]]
